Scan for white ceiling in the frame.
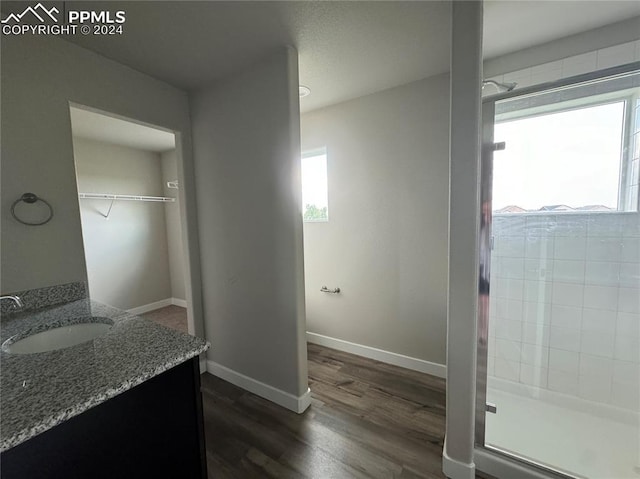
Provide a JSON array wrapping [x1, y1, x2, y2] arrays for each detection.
[[63, 1, 451, 112], [70, 107, 175, 153], [55, 1, 640, 113]]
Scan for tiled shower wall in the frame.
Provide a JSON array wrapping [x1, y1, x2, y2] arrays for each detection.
[[488, 212, 640, 411]]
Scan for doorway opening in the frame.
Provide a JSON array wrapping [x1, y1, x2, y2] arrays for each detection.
[[69, 104, 195, 335]]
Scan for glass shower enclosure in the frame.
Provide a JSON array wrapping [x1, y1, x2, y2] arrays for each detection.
[[476, 66, 640, 478]]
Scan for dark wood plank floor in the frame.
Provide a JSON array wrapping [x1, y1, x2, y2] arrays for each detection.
[[201, 343, 449, 478]]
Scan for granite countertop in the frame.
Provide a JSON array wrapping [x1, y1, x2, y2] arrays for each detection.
[[0, 299, 209, 452]]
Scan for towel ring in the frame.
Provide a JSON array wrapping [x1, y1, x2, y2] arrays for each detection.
[[11, 193, 54, 226]]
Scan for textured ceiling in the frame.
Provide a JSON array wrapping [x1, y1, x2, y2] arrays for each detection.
[[62, 1, 452, 112], [11, 1, 638, 113]]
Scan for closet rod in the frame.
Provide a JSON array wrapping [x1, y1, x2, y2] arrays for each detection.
[[78, 193, 175, 203]]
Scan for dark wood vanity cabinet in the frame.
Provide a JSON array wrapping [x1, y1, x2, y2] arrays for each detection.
[[1, 358, 207, 479]]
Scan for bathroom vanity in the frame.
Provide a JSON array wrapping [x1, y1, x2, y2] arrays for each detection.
[[0, 283, 209, 479]]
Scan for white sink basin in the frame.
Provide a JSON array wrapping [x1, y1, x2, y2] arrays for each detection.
[[2, 319, 113, 354]]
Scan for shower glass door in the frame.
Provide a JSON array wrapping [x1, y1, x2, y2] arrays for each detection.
[[478, 67, 640, 478]]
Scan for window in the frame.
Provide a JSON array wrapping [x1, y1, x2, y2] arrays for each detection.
[[492, 72, 640, 214], [301, 149, 328, 222]]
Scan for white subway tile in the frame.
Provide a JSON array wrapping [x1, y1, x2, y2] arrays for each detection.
[[554, 237, 586, 260], [636, 40, 640, 61], [621, 214, 640, 238], [583, 285, 619, 311], [581, 331, 615, 358], [613, 360, 640, 386], [521, 343, 549, 368], [522, 322, 550, 346], [494, 298, 524, 321], [578, 374, 611, 403], [498, 236, 526, 258], [494, 358, 520, 381], [620, 238, 640, 263], [596, 42, 636, 69], [495, 216, 526, 235], [525, 236, 554, 260], [551, 304, 582, 329], [487, 355, 496, 376], [495, 338, 521, 362], [520, 364, 548, 387], [495, 319, 523, 341], [530, 60, 563, 85], [522, 301, 552, 324], [489, 316, 497, 335], [586, 237, 622, 262], [549, 348, 580, 374], [550, 327, 581, 352], [523, 280, 553, 303], [581, 308, 616, 334], [614, 336, 640, 362], [616, 311, 640, 337], [552, 282, 584, 308], [552, 217, 588, 237], [503, 68, 533, 89], [552, 260, 585, 284], [619, 262, 640, 288], [525, 216, 557, 236], [524, 258, 553, 281], [584, 261, 620, 286], [618, 287, 640, 314], [611, 381, 640, 411], [579, 354, 614, 377], [586, 214, 625, 237], [495, 278, 524, 301], [497, 257, 525, 280], [548, 369, 579, 395], [561, 52, 597, 78]]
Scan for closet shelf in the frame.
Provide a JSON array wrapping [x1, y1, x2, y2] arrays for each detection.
[[78, 193, 175, 203]]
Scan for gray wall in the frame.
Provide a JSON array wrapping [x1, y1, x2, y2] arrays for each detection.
[[161, 150, 187, 301], [0, 34, 205, 337], [300, 74, 450, 365], [74, 138, 172, 310], [190, 47, 308, 398]]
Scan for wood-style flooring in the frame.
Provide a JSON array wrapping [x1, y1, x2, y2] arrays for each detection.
[[141, 305, 188, 334], [201, 343, 450, 479]]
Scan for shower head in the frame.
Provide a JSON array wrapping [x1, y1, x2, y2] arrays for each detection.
[[482, 79, 517, 92]]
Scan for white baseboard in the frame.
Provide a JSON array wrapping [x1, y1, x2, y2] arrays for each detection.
[[306, 332, 447, 378], [127, 297, 187, 315], [171, 297, 187, 308], [443, 447, 476, 479], [127, 298, 173, 315], [205, 360, 311, 414]]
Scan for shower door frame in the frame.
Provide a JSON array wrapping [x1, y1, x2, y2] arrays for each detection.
[[474, 60, 640, 478]]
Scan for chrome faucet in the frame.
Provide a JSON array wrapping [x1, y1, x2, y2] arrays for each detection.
[[0, 295, 24, 310]]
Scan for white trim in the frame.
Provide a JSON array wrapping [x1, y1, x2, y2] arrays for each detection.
[[306, 332, 447, 378], [171, 297, 187, 308], [474, 447, 561, 479], [443, 447, 476, 479], [126, 297, 188, 315], [489, 376, 638, 425], [205, 360, 311, 414], [127, 298, 173, 315]]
